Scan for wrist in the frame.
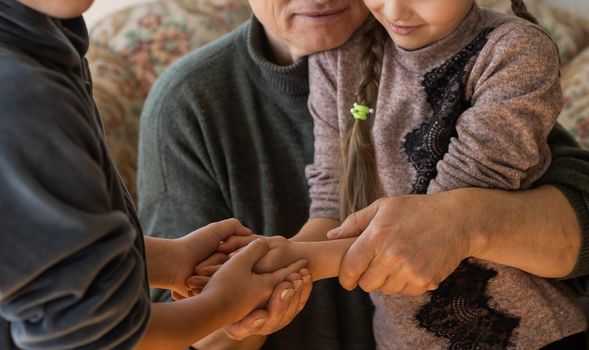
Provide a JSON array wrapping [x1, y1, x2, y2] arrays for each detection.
[[290, 239, 351, 281], [145, 236, 175, 288], [147, 237, 190, 290], [448, 188, 490, 259]]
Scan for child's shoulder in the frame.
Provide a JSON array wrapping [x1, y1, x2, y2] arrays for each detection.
[[479, 8, 555, 53], [0, 46, 87, 130]]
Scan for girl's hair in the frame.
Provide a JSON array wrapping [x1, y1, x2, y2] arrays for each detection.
[[510, 0, 539, 25], [339, 17, 386, 220], [339, 0, 539, 221]]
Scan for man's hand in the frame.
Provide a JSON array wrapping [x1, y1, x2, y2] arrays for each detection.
[[328, 194, 475, 296]]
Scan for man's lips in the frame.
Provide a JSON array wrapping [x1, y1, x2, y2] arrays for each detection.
[[295, 8, 347, 20]]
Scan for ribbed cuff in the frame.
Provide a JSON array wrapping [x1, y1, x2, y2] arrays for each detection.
[[553, 184, 589, 279]]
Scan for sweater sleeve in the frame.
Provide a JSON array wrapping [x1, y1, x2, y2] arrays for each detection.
[[0, 73, 149, 349], [138, 62, 232, 239], [138, 59, 233, 303], [535, 124, 589, 280], [306, 51, 341, 220], [427, 24, 562, 194]]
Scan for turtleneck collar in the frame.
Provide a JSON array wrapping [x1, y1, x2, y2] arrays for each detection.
[[390, 3, 485, 73], [244, 16, 309, 97], [0, 0, 88, 70]]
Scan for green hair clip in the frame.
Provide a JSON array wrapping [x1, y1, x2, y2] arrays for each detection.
[[350, 103, 374, 121]]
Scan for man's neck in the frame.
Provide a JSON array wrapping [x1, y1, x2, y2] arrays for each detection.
[[262, 28, 299, 66]]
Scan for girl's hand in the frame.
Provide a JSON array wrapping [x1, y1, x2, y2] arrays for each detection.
[[179, 235, 299, 298], [174, 233, 266, 299], [147, 218, 252, 298], [253, 236, 302, 274], [200, 239, 308, 325], [223, 268, 313, 340], [216, 233, 265, 255]]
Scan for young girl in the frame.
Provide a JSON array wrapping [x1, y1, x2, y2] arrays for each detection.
[[253, 0, 587, 348]]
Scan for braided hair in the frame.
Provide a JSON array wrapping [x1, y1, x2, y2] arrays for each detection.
[[339, 17, 386, 220], [510, 0, 539, 24]]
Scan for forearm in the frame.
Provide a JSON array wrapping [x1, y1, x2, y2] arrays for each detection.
[[291, 217, 339, 242], [464, 185, 580, 278], [136, 297, 231, 350], [192, 329, 266, 350], [294, 238, 355, 281]]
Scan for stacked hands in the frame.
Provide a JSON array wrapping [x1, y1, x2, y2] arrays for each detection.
[[168, 225, 313, 341], [174, 193, 478, 338]]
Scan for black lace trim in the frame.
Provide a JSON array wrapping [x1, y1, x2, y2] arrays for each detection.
[[404, 27, 521, 348], [416, 261, 520, 349], [403, 28, 494, 194]]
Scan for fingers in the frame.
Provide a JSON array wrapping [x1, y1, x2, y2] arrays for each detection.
[[217, 234, 259, 254], [356, 256, 391, 292], [266, 258, 308, 285], [206, 218, 252, 243], [338, 234, 376, 290], [225, 270, 312, 340], [228, 239, 270, 267], [171, 290, 186, 301], [183, 218, 252, 256], [327, 199, 381, 239], [223, 309, 270, 341], [258, 280, 297, 334], [197, 264, 221, 277], [273, 274, 304, 330], [295, 269, 312, 314], [185, 275, 210, 296], [194, 252, 228, 273], [380, 276, 436, 296]]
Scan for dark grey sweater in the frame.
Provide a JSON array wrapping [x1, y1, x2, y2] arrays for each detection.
[[138, 16, 589, 350], [138, 17, 375, 350], [0, 1, 150, 348]]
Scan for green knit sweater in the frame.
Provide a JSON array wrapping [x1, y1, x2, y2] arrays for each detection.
[[138, 16, 589, 349], [138, 17, 375, 350]]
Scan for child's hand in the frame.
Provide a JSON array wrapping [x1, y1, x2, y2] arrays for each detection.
[[175, 233, 266, 299], [223, 268, 313, 340], [253, 236, 302, 274], [216, 233, 265, 255], [200, 239, 308, 325]]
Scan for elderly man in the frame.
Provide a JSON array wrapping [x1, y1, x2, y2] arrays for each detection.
[[138, 0, 589, 349]]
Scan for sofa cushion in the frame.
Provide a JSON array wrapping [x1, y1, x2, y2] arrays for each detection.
[[478, 0, 589, 65], [88, 43, 145, 199], [559, 46, 589, 149], [90, 0, 251, 92], [87, 0, 251, 199]]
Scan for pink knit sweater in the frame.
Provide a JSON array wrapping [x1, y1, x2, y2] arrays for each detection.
[[307, 5, 586, 349]]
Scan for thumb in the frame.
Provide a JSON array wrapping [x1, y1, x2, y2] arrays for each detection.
[[229, 239, 270, 267], [327, 200, 380, 239]]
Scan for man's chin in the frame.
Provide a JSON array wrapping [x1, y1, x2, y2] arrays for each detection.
[[298, 35, 353, 56]]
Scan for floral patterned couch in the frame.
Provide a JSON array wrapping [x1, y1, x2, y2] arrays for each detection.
[[87, 0, 589, 200]]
